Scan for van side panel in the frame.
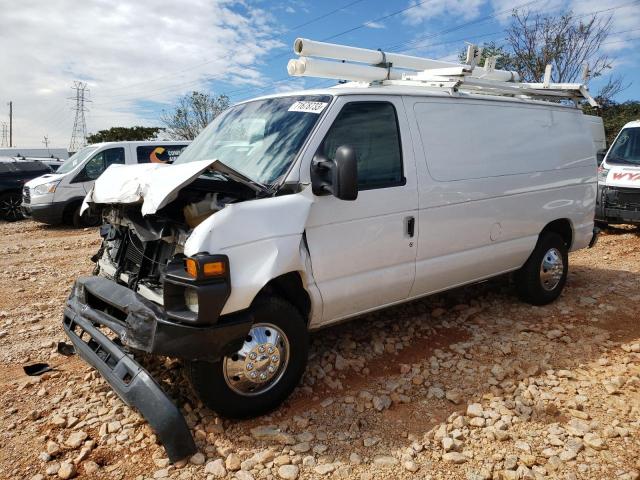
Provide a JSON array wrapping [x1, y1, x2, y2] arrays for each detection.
[[406, 97, 596, 298]]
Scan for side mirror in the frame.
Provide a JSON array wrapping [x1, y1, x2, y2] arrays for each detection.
[[311, 145, 358, 201], [596, 148, 607, 166]]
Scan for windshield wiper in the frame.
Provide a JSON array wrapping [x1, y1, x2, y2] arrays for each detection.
[[207, 160, 269, 194]]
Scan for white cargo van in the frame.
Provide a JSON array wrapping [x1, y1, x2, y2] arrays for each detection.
[[22, 141, 189, 226], [62, 39, 600, 461], [596, 120, 640, 226]]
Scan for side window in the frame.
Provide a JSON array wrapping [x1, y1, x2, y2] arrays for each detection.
[[322, 102, 403, 189], [136, 145, 188, 164], [80, 147, 125, 181]]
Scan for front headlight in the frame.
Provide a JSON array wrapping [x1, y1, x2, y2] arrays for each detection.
[[184, 288, 199, 313], [33, 180, 60, 196]]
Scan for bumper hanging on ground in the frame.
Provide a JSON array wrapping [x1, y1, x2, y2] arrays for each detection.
[[62, 275, 253, 462]]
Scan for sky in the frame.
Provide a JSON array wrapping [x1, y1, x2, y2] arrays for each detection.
[[0, 0, 639, 148]]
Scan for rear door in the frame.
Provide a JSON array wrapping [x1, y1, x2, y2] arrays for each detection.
[[305, 96, 418, 325]]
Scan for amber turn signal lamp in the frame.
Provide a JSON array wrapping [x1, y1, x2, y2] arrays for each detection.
[[185, 258, 198, 277], [203, 261, 225, 277]]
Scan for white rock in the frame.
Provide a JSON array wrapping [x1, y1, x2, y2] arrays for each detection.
[[204, 459, 226, 478], [442, 452, 467, 464], [278, 464, 299, 480], [373, 455, 398, 466], [57, 462, 76, 479], [466, 403, 483, 418], [190, 452, 206, 465], [403, 460, 419, 472]]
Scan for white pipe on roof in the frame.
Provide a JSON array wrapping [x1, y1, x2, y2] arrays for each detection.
[[293, 38, 520, 83], [287, 57, 403, 82]]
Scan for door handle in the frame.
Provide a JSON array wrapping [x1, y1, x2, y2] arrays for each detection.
[[405, 216, 415, 238]]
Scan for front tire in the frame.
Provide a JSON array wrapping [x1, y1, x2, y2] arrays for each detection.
[[188, 296, 309, 418], [515, 232, 568, 305], [72, 205, 101, 228], [0, 193, 25, 222]]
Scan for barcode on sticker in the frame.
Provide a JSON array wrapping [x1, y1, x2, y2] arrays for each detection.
[[288, 101, 328, 114]]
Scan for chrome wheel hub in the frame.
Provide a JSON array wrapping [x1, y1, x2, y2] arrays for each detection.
[[223, 323, 289, 396], [540, 247, 564, 291]]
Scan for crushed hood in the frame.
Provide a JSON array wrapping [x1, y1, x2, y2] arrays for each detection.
[[81, 159, 217, 216]]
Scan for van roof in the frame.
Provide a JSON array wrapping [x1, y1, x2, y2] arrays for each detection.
[[85, 140, 190, 148], [244, 83, 584, 111], [622, 120, 640, 129]]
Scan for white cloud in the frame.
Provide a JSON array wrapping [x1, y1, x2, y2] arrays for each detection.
[[404, 0, 487, 24], [0, 0, 282, 147], [364, 20, 387, 29]]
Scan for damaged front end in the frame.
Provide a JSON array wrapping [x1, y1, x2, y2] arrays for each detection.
[[63, 168, 262, 462]]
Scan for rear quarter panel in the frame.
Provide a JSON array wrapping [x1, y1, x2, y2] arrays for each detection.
[[405, 96, 596, 297]]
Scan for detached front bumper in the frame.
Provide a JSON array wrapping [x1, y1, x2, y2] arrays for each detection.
[[63, 276, 253, 461]]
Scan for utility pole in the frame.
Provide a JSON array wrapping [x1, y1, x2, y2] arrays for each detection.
[[42, 135, 50, 155], [8, 101, 12, 147], [68, 81, 90, 153], [0, 122, 8, 148]]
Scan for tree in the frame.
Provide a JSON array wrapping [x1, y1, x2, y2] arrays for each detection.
[[86, 126, 163, 143], [458, 41, 515, 71], [584, 101, 640, 146], [461, 11, 628, 104], [160, 91, 230, 140]]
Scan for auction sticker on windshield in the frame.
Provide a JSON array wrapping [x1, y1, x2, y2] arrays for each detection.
[[288, 101, 328, 114]]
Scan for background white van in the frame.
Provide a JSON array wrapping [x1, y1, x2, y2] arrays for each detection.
[[596, 120, 640, 226], [22, 141, 189, 226]]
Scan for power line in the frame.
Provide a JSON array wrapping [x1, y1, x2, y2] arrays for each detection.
[[69, 81, 90, 152]]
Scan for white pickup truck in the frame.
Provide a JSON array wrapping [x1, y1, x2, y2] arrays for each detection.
[[62, 40, 600, 462]]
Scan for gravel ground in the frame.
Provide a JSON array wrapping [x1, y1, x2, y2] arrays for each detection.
[[0, 220, 638, 480]]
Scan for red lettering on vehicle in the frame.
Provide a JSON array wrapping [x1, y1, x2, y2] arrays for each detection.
[[611, 172, 640, 181]]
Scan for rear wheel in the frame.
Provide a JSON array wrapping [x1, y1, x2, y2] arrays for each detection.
[[188, 296, 309, 418], [72, 204, 101, 228], [0, 193, 25, 222], [515, 232, 568, 305]]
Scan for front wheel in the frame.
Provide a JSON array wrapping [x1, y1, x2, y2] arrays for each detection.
[[0, 193, 25, 222], [72, 205, 101, 228], [188, 296, 309, 418], [515, 232, 568, 305]]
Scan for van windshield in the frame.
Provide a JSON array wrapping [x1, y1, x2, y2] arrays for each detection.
[[608, 127, 640, 165], [56, 145, 99, 174], [174, 95, 332, 185]]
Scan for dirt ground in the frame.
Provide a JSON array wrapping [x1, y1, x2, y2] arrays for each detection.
[[0, 220, 638, 480]]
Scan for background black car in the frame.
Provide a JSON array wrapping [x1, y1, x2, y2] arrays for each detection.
[[0, 157, 52, 221]]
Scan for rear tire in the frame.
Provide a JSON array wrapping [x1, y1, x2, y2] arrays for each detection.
[[72, 205, 100, 228], [515, 232, 568, 305], [188, 296, 309, 418], [0, 192, 25, 222]]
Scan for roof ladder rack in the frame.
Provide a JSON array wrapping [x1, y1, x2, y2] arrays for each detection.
[[287, 38, 598, 107]]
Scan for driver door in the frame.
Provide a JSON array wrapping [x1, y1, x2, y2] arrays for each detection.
[[73, 147, 126, 193], [305, 97, 418, 325]]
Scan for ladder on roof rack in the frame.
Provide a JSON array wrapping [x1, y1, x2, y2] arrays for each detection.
[[287, 38, 598, 107]]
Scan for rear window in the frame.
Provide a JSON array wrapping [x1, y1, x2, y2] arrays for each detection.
[[136, 145, 188, 164]]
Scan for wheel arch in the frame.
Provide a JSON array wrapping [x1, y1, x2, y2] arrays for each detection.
[[62, 197, 85, 224], [253, 271, 312, 325], [540, 218, 573, 249]]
